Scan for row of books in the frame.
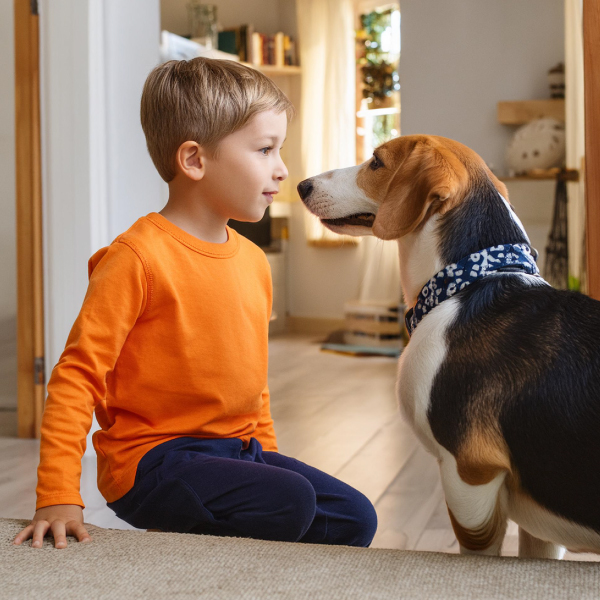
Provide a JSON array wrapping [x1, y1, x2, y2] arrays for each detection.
[[218, 25, 298, 67]]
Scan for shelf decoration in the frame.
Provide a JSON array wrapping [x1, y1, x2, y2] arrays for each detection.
[[188, 1, 218, 51], [505, 118, 566, 177], [548, 62, 565, 99]]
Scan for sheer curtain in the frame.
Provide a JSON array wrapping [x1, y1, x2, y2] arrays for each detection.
[[296, 0, 401, 305], [296, 0, 358, 246], [565, 0, 586, 291]]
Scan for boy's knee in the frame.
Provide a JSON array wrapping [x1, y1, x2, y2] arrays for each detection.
[[337, 491, 378, 548], [355, 497, 378, 547], [270, 475, 317, 542], [231, 472, 317, 543]]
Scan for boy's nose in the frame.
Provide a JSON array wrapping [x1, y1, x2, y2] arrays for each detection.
[[275, 159, 288, 181]]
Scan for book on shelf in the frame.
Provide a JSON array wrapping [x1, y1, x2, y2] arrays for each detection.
[[252, 32, 297, 67], [218, 24, 254, 62], [217, 24, 298, 67]]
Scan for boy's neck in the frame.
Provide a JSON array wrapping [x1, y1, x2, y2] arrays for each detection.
[[160, 188, 229, 244]]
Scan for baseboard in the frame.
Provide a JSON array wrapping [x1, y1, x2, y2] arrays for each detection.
[[286, 316, 345, 335]]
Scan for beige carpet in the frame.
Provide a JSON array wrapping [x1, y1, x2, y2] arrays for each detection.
[[2, 518, 599, 599]]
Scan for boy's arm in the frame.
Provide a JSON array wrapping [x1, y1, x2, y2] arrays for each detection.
[[35, 241, 149, 510], [253, 384, 278, 452]]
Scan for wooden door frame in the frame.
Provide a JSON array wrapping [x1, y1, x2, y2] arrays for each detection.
[[14, 0, 44, 438], [584, 0, 600, 299]]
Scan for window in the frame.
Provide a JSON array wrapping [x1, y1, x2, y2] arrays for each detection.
[[355, 2, 401, 164]]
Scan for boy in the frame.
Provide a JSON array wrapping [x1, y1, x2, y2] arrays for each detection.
[[13, 58, 377, 549]]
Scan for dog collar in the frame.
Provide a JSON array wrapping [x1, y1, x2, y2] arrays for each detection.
[[404, 243, 540, 337]]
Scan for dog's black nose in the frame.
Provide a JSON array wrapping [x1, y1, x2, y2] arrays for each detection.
[[297, 179, 313, 200]]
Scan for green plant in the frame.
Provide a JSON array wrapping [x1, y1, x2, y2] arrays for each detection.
[[356, 8, 400, 106]]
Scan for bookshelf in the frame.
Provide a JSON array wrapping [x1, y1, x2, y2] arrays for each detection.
[[242, 63, 302, 76], [218, 24, 300, 72]]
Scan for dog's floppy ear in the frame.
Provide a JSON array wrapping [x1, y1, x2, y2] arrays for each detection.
[[372, 141, 469, 240]]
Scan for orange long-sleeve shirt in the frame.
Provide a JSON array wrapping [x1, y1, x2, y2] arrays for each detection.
[[36, 213, 278, 510]]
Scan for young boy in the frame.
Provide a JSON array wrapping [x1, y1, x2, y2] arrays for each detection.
[[13, 57, 377, 550]]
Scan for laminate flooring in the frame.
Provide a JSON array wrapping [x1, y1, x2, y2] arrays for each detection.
[[0, 334, 597, 560]]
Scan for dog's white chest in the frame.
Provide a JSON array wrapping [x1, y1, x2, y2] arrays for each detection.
[[397, 298, 460, 458]]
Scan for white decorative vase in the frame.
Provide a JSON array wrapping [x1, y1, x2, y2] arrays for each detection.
[[506, 118, 566, 176]]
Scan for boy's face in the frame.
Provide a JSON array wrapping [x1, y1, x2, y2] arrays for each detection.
[[200, 109, 289, 223]]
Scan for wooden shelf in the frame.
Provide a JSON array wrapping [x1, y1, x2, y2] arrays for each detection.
[[241, 62, 301, 76], [356, 107, 399, 117], [497, 99, 565, 125], [500, 168, 579, 182], [500, 175, 557, 182]]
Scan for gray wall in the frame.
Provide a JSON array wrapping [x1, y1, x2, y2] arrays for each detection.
[[400, 0, 564, 176], [400, 0, 564, 277]]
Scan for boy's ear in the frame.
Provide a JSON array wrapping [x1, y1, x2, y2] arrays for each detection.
[[175, 141, 205, 181]]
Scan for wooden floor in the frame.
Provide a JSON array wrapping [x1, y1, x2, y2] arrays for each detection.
[[0, 334, 597, 560]]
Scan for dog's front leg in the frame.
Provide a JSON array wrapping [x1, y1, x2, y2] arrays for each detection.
[[438, 447, 508, 556]]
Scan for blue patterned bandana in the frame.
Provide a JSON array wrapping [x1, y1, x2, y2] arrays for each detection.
[[405, 243, 540, 336]]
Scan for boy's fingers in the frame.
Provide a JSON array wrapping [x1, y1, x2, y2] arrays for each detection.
[[31, 520, 50, 548], [13, 524, 34, 545], [67, 521, 92, 544], [50, 520, 67, 549]]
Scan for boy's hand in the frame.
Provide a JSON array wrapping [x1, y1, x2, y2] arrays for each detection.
[[12, 505, 92, 549]]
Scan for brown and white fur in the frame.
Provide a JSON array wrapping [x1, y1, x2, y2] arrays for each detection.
[[297, 135, 600, 559]]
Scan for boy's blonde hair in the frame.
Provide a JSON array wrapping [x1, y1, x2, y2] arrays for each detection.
[[141, 57, 295, 182]]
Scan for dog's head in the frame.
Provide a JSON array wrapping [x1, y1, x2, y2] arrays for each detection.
[[297, 135, 508, 241]]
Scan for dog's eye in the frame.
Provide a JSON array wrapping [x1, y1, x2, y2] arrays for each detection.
[[369, 155, 384, 171]]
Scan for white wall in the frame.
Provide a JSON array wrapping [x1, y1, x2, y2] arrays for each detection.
[[288, 204, 364, 319], [42, 0, 164, 378], [161, 0, 295, 37], [0, 0, 17, 411], [41, 0, 97, 377], [103, 2, 166, 238], [40, 0, 163, 453]]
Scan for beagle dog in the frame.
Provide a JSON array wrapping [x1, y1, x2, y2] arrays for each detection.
[[297, 135, 600, 559]]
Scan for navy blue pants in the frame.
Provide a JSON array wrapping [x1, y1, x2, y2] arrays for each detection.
[[107, 437, 378, 547]]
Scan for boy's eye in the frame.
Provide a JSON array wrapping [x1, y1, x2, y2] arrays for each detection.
[[260, 147, 273, 156]]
